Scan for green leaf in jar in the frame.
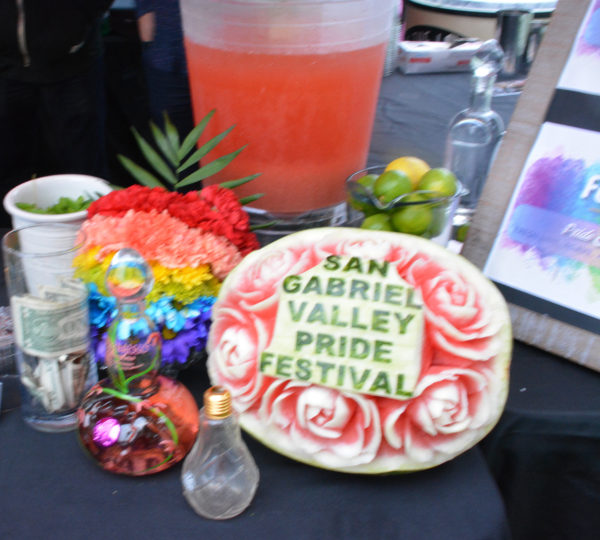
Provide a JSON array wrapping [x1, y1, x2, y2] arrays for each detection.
[[16, 195, 95, 214]]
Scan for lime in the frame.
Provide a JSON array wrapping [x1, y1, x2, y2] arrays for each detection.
[[417, 167, 458, 198], [456, 223, 470, 243], [348, 173, 379, 213], [427, 203, 447, 237], [373, 170, 412, 204], [391, 205, 433, 236], [385, 156, 430, 189], [358, 173, 378, 190], [360, 213, 393, 231]]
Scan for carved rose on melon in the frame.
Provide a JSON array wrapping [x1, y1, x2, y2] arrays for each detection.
[[399, 255, 501, 362], [383, 367, 494, 463], [315, 236, 396, 262], [233, 245, 319, 312], [207, 306, 271, 413], [259, 380, 382, 468]]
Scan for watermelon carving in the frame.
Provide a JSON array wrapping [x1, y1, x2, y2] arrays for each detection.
[[207, 228, 511, 473]]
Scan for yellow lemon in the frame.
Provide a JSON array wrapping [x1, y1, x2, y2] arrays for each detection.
[[385, 156, 431, 189]]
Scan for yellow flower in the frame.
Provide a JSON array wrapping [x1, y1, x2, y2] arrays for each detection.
[[74, 248, 221, 304]]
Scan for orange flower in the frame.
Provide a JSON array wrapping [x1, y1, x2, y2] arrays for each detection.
[[80, 210, 242, 280]]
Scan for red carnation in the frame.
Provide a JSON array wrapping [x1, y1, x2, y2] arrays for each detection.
[[88, 184, 260, 256], [88, 186, 177, 218]]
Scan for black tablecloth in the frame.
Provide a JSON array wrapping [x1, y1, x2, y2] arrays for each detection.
[[0, 361, 511, 540], [482, 342, 600, 540]]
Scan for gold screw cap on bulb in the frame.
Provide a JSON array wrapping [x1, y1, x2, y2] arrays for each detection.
[[204, 386, 232, 419]]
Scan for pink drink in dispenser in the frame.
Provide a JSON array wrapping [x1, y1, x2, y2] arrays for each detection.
[[179, 0, 395, 238]]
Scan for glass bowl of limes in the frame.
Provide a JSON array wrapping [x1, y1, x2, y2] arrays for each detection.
[[346, 159, 467, 246]]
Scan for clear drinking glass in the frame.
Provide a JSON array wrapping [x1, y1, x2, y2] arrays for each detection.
[[0, 306, 17, 414], [2, 224, 96, 432]]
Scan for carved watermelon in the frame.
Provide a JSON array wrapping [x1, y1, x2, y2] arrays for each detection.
[[207, 228, 512, 473]]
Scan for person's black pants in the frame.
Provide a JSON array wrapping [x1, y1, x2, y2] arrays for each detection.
[[0, 59, 107, 227]]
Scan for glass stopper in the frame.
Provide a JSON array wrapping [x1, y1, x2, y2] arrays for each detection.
[[106, 248, 154, 304]]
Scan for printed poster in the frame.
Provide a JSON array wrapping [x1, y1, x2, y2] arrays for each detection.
[[557, 0, 600, 96], [484, 122, 600, 322]]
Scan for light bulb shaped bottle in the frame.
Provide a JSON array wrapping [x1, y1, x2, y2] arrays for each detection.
[[182, 386, 259, 519], [445, 40, 506, 229]]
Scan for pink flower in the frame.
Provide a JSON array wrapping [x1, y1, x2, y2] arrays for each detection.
[[232, 244, 320, 312], [398, 255, 502, 362], [88, 185, 259, 256], [382, 366, 495, 463], [80, 210, 242, 280], [314, 232, 397, 262], [259, 380, 382, 469], [207, 305, 273, 412]]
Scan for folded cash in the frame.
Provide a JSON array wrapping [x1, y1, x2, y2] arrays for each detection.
[[20, 350, 89, 413], [59, 277, 87, 292], [39, 285, 85, 304], [11, 293, 89, 358]]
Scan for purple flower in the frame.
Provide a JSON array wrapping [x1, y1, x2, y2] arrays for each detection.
[[89, 292, 215, 369]]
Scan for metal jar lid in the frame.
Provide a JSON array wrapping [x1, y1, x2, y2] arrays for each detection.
[[204, 386, 232, 419]]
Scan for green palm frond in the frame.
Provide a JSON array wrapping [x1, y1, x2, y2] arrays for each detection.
[[117, 111, 263, 201], [116, 155, 165, 188]]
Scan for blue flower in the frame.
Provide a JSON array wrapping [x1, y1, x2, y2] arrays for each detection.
[[145, 296, 187, 332], [87, 287, 216, 368], [162, 330, 197, 364], [116, 317, 152, 341], [88, 283, 117, 328]]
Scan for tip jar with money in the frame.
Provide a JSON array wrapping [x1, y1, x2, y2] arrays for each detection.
[[2, 224, 97, 432], [76, 248, 199, 476]]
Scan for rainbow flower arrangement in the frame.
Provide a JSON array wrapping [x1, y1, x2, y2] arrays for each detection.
[[73, 111, 262, 370]]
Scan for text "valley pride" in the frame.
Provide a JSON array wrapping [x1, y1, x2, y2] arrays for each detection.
[[259, 255, 426, 399]]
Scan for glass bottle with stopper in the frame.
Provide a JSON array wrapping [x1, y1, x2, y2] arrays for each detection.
[[77, 248, 199, 475], [444, 39, 506, 233], [182, 386, 259, 520]]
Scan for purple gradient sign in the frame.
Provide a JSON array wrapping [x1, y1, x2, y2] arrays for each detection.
[[485, 122, 600, 320], [508, 205, 600, 267], [558, 0, 600, 96]]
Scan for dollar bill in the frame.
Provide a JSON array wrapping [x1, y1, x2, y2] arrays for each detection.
[[58, 351, 89, 407], [37, 358, 66, 411], [11, 293, 89, 358], [38, 285, 83, 303], [20, 351, 89, 412], [59, 277, 88, 295]]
